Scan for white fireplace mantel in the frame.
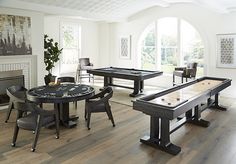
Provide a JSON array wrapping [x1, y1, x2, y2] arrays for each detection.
[[0, 55, 37, 89]]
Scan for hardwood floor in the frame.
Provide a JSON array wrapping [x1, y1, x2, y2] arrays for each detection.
[[0, 95, 236, 164]]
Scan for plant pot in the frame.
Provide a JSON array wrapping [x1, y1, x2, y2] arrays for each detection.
[[44, 74, 56, 85]]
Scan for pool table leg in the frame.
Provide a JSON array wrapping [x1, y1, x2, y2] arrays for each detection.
[[140, 116, 181, 155], [104, 76, 113, 86], [129, 80, 141, 97], [140, 80, 144, 93]]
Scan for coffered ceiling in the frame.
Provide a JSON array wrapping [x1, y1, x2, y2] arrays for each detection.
[[0, 0, 236, 21]]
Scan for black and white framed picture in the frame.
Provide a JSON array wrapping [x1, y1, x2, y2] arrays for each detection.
[[217, 34, 236, 68], [119, 35, 131, 59], [0, 14, 32, 56]]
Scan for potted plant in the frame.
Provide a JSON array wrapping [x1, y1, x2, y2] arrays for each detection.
[[44, 34, 63, 85]]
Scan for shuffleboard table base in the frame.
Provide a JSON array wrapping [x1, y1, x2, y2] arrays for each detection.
[[140, 136, 181, 155], [208, 94, 227, 111], [133, 77, 231, 155], [188, 119, 210, 127]]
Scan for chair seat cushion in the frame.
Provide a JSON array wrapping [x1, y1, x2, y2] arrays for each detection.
[[17, 113, 55, 130]]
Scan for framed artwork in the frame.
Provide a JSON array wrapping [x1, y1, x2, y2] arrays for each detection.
[[119, 35, 131, 59], [0, 14, 32, 56], [217, 33, 236, 68]]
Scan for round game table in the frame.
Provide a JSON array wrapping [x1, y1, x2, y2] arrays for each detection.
[[27, 84, 95, 128]]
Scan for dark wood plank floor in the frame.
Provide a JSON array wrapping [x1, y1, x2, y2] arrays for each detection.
[[0, 97, 236, 164]]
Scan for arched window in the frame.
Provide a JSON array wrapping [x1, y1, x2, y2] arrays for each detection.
[[139, 17, 204, 76], [139, 22, 156, 70]]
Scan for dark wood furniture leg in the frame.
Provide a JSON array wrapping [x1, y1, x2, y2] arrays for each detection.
[[130, 80, 141, 97], [5, 101, 13, 123], [173, 74, 175, 86], [140, 80, 144, 93], [104, 76, 109, 87], [140, 116, 160, 149], [210, 93, 227, 111], [159, 118, 181, 155], [11, 111, 22, 147], [140, 116, 181, 155], [189, 105, 210, 127], [55, 103, 78, 128], [104, 76, 113, 86]]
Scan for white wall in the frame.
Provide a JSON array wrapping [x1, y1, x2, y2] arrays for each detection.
[[0, 7, 44, 87], [97, 22, 110, 67], [44, 16, 99, 77], [100, 4, 236, 97]]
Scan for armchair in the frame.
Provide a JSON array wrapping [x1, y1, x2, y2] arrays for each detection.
[[57, 76, 75, 83], [76, 58, 94, 83], [11, 101, 60, 152], [173, 62, 198, 85], [57, 76, 77, 108], [5, 85, 27, 123], [85, 87, 115, 130]]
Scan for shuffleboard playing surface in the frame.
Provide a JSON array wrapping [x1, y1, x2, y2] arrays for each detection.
[[148, 79, 222, 108]]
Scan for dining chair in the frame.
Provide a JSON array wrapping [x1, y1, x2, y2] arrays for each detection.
[[5, 85, 27, 123], [76, 58, 94, 83], [57, 76, 77, 108], [11, 101, 60, 152], [85, 87, 115, 130], [57, 76, 76, 84], [173, 62, 198, 85]]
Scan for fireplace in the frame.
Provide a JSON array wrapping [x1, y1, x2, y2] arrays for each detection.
[[0, 70, 24, 106]]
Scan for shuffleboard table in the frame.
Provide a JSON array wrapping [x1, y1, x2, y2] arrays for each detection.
[[133, 76, 231, 155], [87, 67, 163, 97]]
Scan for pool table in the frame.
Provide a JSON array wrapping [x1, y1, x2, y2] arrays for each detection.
[[133, 76, 231, 155], [87, 67, 163, 97]]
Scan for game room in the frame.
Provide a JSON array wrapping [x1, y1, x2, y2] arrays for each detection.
[[0, 0, 236, 163]]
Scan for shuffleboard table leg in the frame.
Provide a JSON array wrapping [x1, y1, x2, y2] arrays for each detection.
[[140, 116, 160, 148], [140, 117, 181, 155], [189, 105, 210, 127], [210, 93, 227, 111], [159, 118, 181, 155]]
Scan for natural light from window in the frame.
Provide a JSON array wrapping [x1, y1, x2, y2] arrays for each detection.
[[139, 17, 204, 76], [60, 22, 81, 74]]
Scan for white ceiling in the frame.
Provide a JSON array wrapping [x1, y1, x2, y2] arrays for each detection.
[[0, 0, 236, 21]]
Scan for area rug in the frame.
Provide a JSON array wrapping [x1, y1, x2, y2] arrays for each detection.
[[91, 82, 165, 106]]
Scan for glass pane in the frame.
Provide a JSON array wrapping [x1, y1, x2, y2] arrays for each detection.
[[181, 20, 204, 76], [62, 24, 79, 49], [60, 49, 79, 73], [140, 23, 156, 70], [158, 18, 178, 74], [60, 23, 80, 74]]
